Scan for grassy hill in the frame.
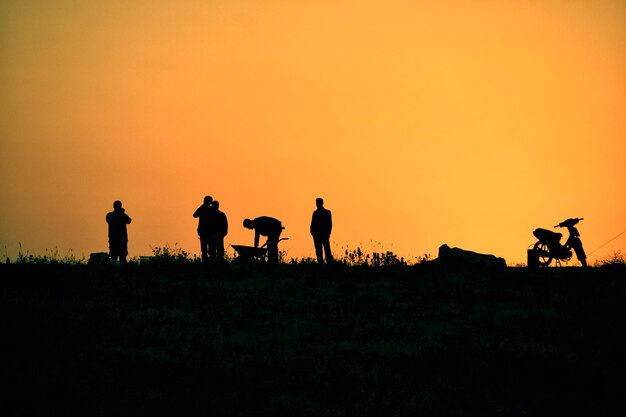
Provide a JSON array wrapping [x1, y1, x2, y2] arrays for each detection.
[[1, 261, 624, 416]]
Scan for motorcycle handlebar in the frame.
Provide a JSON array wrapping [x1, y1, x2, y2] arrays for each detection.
[[554, 217, 584, 228]]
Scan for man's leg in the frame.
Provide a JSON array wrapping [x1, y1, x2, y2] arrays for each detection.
[[200, 235, 209, 262], [109, 239, 121, 261], [208, 236, 217, 260], [267, 235, 279, 264], [322, 238, 333, 263], [120, 240, 128, 263], [216, 237, 225, 261], [313, 236, 324, 263], [108, 239, 116, 261]]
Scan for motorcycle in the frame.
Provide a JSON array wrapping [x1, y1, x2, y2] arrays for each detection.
[[529, 218, 587, 267]]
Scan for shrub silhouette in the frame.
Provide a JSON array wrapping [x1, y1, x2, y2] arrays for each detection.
[[594, 250, 625, 266]]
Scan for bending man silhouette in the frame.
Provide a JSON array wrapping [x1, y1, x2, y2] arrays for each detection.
[[106, 200, 132, 263], [243, 216, 284, 264], [193, 195, 213, 262], [210, 200, 228, 261], [310, 197, 333, 264]]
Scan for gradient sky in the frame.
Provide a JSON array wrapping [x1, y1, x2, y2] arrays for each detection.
[[1, 0, 625, 265]]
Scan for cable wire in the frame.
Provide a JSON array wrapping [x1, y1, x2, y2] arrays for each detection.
[[587, 230, 626, 255]]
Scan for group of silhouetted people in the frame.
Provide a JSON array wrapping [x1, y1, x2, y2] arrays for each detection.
[[193, 196, 229, 262], [105, 197, 333, 265]]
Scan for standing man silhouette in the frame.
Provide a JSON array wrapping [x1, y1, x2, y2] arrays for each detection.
[[193, 195, 213, 263], [210, 200, 228, 261], [243, 216, 284, 264], [310, 197, 333, 264], [106, 200, 132, 263]]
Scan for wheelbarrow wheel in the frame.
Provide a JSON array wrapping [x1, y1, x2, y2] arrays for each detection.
[[533, 241, 552, 267]]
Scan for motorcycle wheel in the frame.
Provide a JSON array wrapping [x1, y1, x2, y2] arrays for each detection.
[[533, 241, 552, 267]]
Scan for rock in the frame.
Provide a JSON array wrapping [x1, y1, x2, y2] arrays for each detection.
[[88, 252, 109, 266], [437, 244, 506, 268]]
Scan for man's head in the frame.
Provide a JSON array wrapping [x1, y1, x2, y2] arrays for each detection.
[[113, 200, 122, 210], [316, 197, 324, 208], [243, 219, 254, 229], [212, 200, 220, 209], [204, 195, 213, 205]]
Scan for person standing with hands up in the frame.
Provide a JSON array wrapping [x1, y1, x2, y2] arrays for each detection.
[[106, 200, 132, 263], [193, 195, 213, 263]]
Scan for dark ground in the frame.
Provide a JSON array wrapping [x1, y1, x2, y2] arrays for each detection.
[[1, 262, 625, 417]]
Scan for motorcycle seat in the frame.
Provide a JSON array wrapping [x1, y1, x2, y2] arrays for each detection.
[[533, 228, 562, 243]]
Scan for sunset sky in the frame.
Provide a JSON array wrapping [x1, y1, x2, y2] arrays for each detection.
[[1, 0, 625, 265]]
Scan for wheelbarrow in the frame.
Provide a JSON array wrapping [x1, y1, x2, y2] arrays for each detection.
[[231, 245, 267, 261], [231, 238, 289, 263]]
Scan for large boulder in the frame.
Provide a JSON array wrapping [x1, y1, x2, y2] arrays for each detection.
[[437, 244, 506, 268], [88, 252, 110, 266]]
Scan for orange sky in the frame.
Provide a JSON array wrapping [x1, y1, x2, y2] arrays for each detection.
[[1, 0, 625, 265]]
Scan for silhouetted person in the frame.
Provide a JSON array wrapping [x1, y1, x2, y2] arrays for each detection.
[[106, 200, 132, 263], [310, 197, 333, 264], [243, 216, 284, 264], [209, 200, 228, 261], [193, 195, 213, 262]]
